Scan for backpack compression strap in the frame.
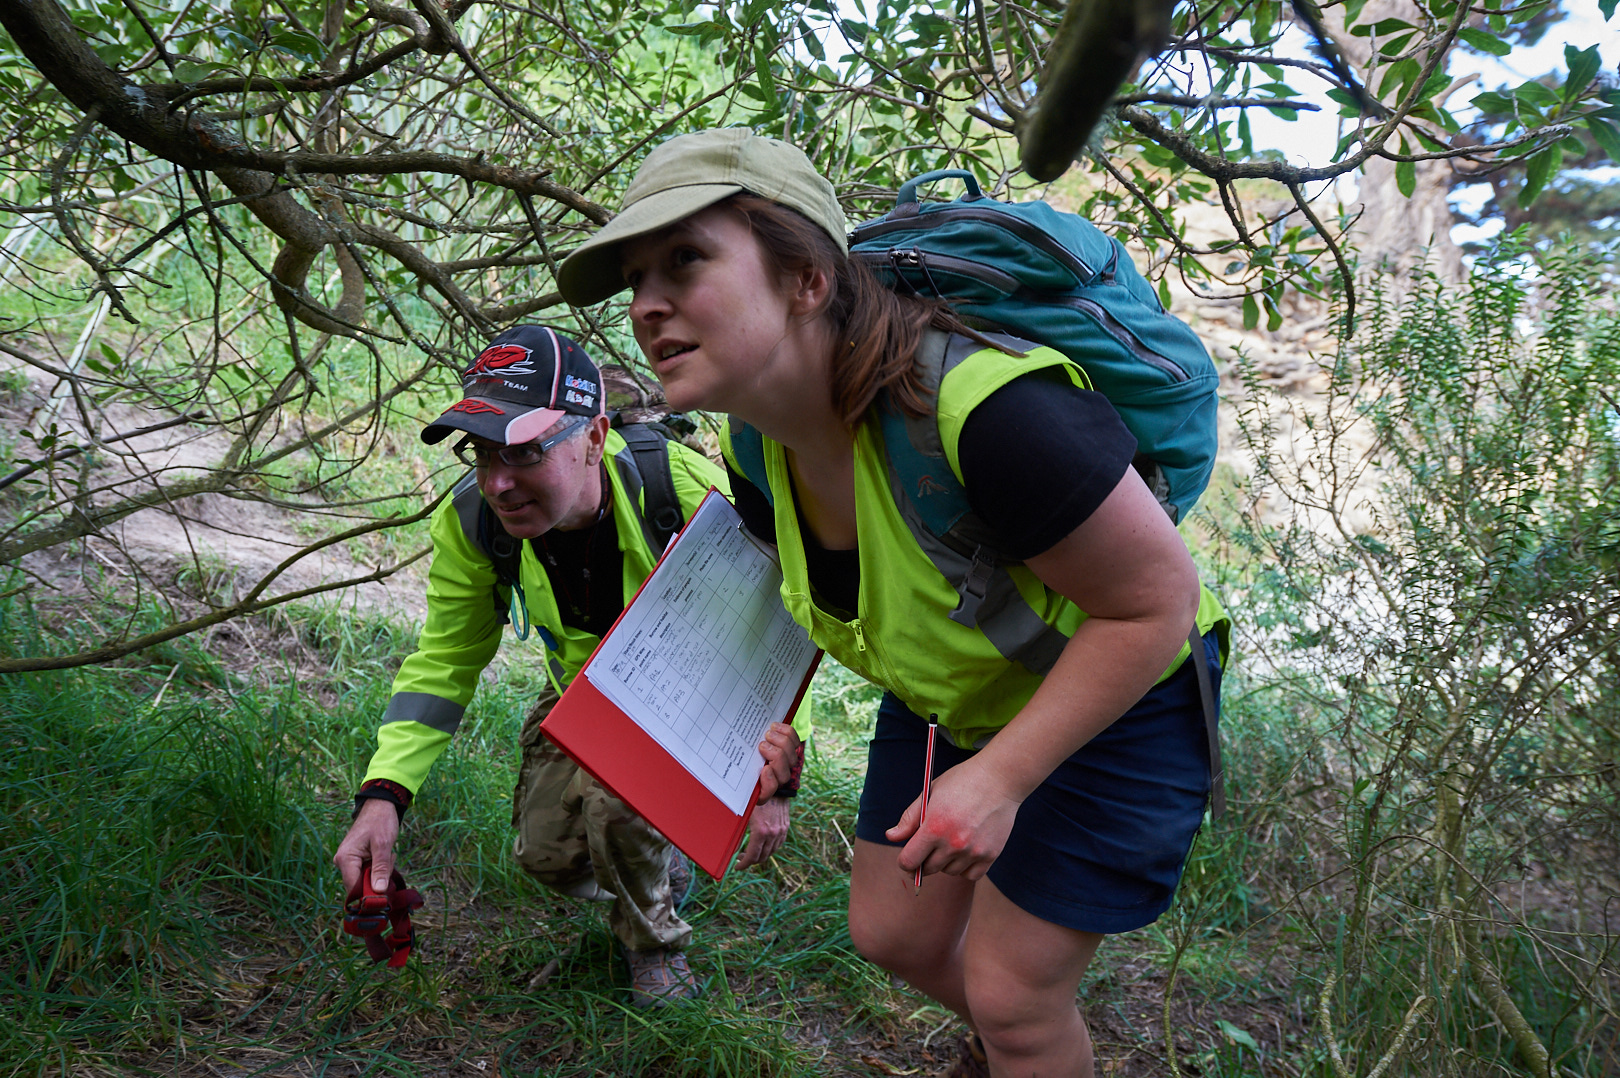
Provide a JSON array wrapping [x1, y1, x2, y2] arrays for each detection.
[[343, 862, 425, 968], [615, 422, 684, 553], [452, 472, 529, 637], [1187, 626, 1224, 820]]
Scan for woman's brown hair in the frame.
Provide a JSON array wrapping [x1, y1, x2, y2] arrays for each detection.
[[723, 193, 997, 426]]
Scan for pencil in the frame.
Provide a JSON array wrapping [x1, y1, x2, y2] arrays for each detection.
[[914, 714, 938, 895]]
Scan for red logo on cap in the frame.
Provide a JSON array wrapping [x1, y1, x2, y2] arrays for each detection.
[[450, 400, 506, 415], [465, 344, 536, 380]]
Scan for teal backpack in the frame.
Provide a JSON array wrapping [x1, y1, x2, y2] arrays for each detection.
[[847, 169, 1219, 525]]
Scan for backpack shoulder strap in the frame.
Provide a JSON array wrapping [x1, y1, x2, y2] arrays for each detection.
[[878, 330, 1071, 671], [722, 416, 773, 508], [879, 329, 1026, 553], [613, 423, 685, 553], [451, 470, 523, 627]]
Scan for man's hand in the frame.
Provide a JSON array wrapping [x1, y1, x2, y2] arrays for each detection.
[[755, 721, 801, 802], [736, 796, 792, 868], [334, 798, 401, 894]]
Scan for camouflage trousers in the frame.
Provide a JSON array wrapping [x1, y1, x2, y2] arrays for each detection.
[[511, 687, 692, 952]]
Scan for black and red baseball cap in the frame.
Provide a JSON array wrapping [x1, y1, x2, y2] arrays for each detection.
[[421, 325, 605, 446]]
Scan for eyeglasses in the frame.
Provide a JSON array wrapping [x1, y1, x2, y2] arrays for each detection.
[[453, 416, 589, 468]]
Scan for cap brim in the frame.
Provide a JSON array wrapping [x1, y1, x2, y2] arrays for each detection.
[[421, 400, 568, 446], [558, 182, 744, 307]]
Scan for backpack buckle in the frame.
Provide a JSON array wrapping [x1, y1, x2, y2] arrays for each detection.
[[948, 546, 996, 629]]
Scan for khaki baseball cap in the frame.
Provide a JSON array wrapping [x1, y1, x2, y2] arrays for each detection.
[[557, 128, 847, 307]]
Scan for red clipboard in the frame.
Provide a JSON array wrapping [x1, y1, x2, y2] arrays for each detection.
[[540, 490, 821, 880]]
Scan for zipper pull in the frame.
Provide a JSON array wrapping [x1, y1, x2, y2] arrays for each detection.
[[854, 620, 868, 653]]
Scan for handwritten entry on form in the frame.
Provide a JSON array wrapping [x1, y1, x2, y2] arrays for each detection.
[[584, 492, 818, 816]]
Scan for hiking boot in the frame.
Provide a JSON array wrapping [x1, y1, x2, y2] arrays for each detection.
[[555, 874, 616, 903], [946, 1032, 989, 1078], [624, 946, 698, 1008], [668, 850, 693, 911]]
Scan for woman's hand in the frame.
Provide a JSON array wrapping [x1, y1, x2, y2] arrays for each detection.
[[754, 721, 801, 803], [885, 757, 1023, 882], [334, 798, 400, 894], [736, 796, 792, 868]]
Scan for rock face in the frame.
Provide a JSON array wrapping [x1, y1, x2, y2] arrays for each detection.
[[1151, 197, 1387, 539]]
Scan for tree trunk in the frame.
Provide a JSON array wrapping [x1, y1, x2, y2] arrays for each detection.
[[1326, 0, 1464, 285]]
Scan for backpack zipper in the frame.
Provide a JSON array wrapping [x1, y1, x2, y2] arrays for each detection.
[[851, 205, 1102, 284], [856, 249, 1022, 294], [857, 250, 1191, 383], [1058, 295, 1191, 382]]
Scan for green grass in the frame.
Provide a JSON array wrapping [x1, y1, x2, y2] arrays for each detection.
[[4, 585, 1616, 1077], [0, 594, 922, 1076]]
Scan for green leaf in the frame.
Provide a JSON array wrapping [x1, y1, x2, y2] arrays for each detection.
[[1350, 16, 1416, 36], [267, 26, 325, 63], [1458, 26, 1512, 56], [1379, 58, 1419, 101], [797, 19, 823, 60], [173, 60, 224, 82], [1518, 144, 1562, 207], [1242, 294, 1260, 330], [1396, 159, 1416, 197], [1414, 71, 1451, 103], [1471, 90, 1512, 114], [1158, 277, 1172, 310], [1563, 45, 1601, 101], [213, 26, 258, 52], [1584, 116, 1620, 163], [1412, 128, 1449, 152], [1601, 0, 1617, 18], [1326, 87, 1365, 116], [1507, 1, 1551, 23], [1251, 0, 1276, 43], [1514, 81, 1560, 109], [1379, 32, 1417, 55], [754, 44, 776, 104]]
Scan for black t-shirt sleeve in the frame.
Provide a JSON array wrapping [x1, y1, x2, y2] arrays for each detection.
[[956, 371, 1138, 560], [726, 461, 778, 543]]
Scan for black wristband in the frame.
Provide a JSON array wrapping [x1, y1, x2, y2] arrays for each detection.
[[777, 741, 806, 799], [354, 778, 413, 823]]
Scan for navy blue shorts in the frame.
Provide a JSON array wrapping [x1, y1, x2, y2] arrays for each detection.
[[855, 631, 1221, 935]]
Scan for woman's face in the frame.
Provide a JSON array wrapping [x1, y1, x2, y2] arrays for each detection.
[[621, 206, 799, 414]]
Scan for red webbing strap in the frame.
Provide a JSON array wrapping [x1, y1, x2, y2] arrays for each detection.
[[342, 861, 424, 968]]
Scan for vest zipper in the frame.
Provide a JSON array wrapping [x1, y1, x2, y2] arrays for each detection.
[[854, 619, 868, 652]]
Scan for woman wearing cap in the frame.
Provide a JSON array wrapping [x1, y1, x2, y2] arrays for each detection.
[[555, 130, 1228, 1077]]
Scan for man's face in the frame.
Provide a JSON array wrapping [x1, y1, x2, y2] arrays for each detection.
[[472, 415, 609, 539]]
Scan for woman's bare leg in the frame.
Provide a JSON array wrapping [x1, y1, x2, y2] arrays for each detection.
[[961, 878, 1102, 1077], [847, 838, 977, 1017]]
